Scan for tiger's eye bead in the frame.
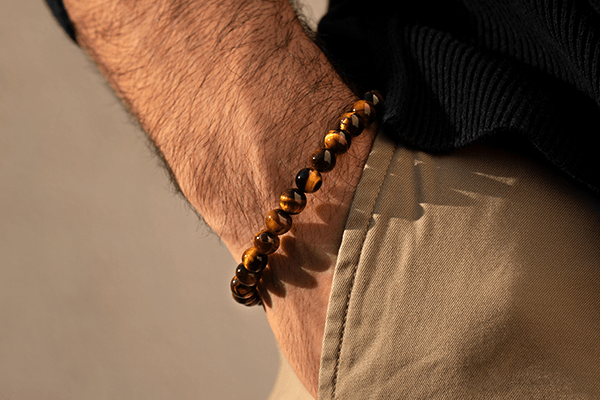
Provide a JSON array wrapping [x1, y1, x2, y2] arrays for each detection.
[[295, 168, 322, 193], [230, 277, 255, 299], [246, 296, 262, 307], [339, 112, 364, 137], [352, 100, 377, 126], [324, 129, 351, 154], [310, 148, 336, 173], [280, 188, 307, 215], [265, 209, 292, 235], [364, 90, 383, 108], [241, 247, 267, 273], [232, 291, 261, 306], [253, 230, 280, 254], [235, 263, 259, 286]]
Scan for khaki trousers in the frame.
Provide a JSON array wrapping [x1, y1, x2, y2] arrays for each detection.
[[271, 133, 600, 400]]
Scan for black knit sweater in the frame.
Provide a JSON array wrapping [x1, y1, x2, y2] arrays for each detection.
[[317, 0, 600, 194], [46, 0, 600, 193]]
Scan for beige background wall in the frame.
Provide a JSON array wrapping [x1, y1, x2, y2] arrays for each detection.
[[0, 0, 325, 399]]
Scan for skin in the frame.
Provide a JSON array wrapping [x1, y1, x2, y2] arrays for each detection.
[[62, 0, 377, 397]]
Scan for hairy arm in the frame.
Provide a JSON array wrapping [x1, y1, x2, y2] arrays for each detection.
[[62, 0, 376, 396]]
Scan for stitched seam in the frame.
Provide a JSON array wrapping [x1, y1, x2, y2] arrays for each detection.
[[330, 140, 397, 399]]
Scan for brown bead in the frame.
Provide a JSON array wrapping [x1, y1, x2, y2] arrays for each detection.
[[230, 276, 255, 299], [352, 100, 377, 126], [241, 247, 267, 273], [280, 188, 307, 215], [324, 129, 351, 154], [253, 230, 280, 254], [265, 209, 292, 235], [246, 296, 262, 307], [310, 148, 336, 173], [232, 291, 261, 306], [295, 168, 322, 193], [364, 91, 383, 108], [339, 112, 364, 137], [235, 263, 259, 286]]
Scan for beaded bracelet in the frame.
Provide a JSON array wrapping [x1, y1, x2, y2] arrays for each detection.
[[230, 91, 383, 306]]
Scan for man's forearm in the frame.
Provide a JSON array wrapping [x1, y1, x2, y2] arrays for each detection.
[[63, 0, 351, 226], [62, 1, 377, 397]]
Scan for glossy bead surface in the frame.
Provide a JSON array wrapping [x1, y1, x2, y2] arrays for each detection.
[[310, 148, 336, 173], [246, 296, 262, 307], [230, 277, 255, 299], [253, 230, 280, 254], [265, 209, 292, 235], [235, 263, 259, 286], [352, 100, 376, 126], [339, 112, 364, 137], [232, 292, 261, 306], [280, 188, 307, 215], [324, 129, 351, 154], [241, 247, 268, 273], [364, 91, 383, 108], [295, 168, 322, 193]]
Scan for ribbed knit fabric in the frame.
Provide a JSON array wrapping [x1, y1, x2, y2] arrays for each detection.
[[317, 0, 600, 194]]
